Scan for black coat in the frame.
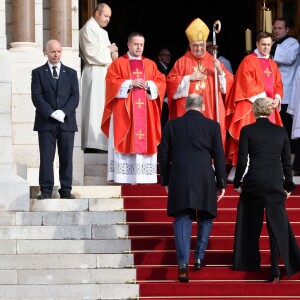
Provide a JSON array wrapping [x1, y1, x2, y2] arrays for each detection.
[[233, 117, 300, 277], [31, 62, 79, 132], [159, 110, 227, 218], [156, 61, 169, 76]]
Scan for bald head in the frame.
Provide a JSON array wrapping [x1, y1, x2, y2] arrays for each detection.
[[93, 3, 112, 27], [45, 40, 62, 66], [45, 40, 61, 51]]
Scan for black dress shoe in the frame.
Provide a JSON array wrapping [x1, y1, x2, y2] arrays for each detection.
[[269, 275, 280, 282], [178, 263, 189, 283], [194, 258, 205, 270], [37, 193, 52, 200], [270, 262, 280, 282], [60, 193, 75, 199]]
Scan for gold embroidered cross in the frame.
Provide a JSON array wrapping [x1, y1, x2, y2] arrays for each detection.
[[196, 81, 206, 91], [133, 68, 142, 78], [136, 130, 144, 140], [193, 64, 205, 73], [135, 98, 144, 108], [264, 68, 272, 77]]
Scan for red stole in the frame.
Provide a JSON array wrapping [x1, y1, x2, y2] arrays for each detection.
[[260, 58, 275, 122], [129, 60, 147, 154]]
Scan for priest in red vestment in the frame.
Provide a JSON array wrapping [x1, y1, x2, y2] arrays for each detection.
[[101, 32, 166, 184], [225, 31, 283, 180], [167, 18, 234, 147]]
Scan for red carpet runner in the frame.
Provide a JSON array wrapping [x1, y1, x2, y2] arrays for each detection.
[[122, 184, 300, 300]]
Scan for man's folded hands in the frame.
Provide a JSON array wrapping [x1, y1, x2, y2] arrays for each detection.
[[51, 110, 65, 123]]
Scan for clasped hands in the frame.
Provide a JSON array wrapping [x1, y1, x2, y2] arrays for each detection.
[[190, 71, 206, 81], [51, 110, 65, 123], [266, 96, 280, 109], [132, 78, 149, 90]]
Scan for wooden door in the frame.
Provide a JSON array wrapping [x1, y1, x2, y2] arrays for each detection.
[[79, 0, 97, 29]]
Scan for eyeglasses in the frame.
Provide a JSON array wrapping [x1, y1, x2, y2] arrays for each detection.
[[190, 44, 205, 48]]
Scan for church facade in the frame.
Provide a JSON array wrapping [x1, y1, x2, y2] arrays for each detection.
[[0, 0, 299, 210]]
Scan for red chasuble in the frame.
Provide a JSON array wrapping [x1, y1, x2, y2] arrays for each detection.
[[225, 53, 283, 166], [101, 54, 166, 155], [166, 50, 234, 149]]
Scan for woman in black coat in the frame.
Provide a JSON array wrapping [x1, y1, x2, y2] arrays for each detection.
[[233, 97, 300, 282]]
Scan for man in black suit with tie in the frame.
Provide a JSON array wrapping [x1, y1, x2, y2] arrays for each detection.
[[31, 40, 79, 199], [159, 93, 226, 283], [156, 48, 172, 132]]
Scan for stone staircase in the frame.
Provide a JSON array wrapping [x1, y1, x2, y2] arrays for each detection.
[[0, 184, 139, 300], [84, 153, 113, 186], [8, 151, 300, 299]]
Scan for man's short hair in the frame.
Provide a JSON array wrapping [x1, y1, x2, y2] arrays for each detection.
[[94, 3, 106, 14], [128, 32, 144, 42], [185, 93, 203, 110]]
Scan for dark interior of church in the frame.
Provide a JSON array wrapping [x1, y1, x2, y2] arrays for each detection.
[[79, 0, 257, 73]]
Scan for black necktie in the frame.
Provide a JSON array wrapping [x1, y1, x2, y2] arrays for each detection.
[[52, 66, 58, 81]]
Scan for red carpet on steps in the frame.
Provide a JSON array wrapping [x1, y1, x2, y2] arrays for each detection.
[[121, 183, 300, 300]]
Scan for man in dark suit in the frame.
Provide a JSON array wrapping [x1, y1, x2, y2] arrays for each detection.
[[31, 39, 79, 199], [159, 93, 226, 283], [156, 48, 172, 133]]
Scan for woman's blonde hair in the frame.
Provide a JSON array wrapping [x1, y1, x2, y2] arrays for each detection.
[[253, 98, 273, 118]]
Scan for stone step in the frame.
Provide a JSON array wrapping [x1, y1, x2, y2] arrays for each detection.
[[0, 224, 128, 239], [0, 283, 138, 300], [84, 153, 111, 185], [0, 210, 126, 226], [0, 270, 16, 284], [84, 175, 113, 186], [14, 239, 131, 254], [0, 184, 136, 299], [0, 253, 134, 269], [27, 210, 123, 224], [31, 198, 124, 212], [17, 268, 136, 284], [0, 239, 131, 255], [84, 153, 108, 165], [85, 164, 107, 177], [30, 185, 121, 199], [15, 211, 125, 225], [0, 268, 135, 285]]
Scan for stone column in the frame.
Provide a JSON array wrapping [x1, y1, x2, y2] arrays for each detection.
[[10, 0, 38, 51], [0, 1, 30, 210], [12, 0, 35, 42], [50, 0, 72, 47]]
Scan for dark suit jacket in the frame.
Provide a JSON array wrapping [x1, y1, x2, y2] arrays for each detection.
[[157, 61, 169, 76], [159, 110, 227, 218], [31, 62, 79, 131]]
